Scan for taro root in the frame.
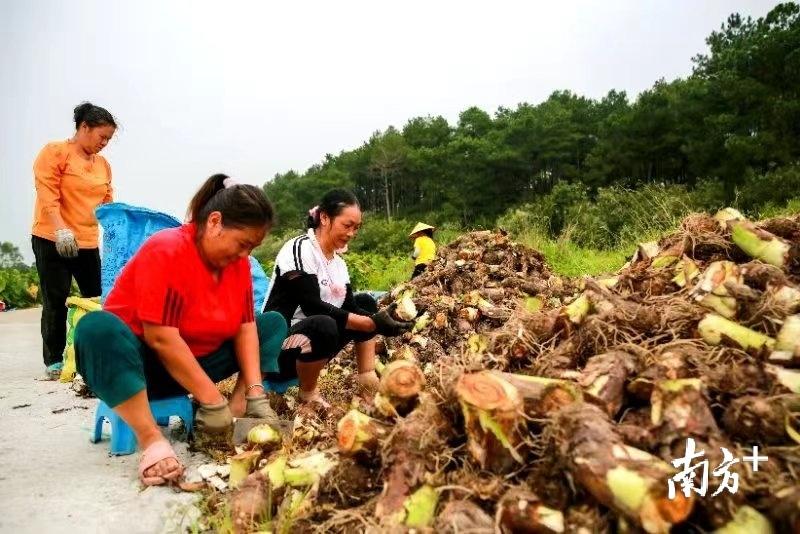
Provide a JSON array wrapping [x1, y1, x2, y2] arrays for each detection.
[[336, 409, 388, 456], [394, 292, 418, 321], [456, 371, 524, 472], [722, 395, 794, 445], [435, 500, 494, 533], [374, 360, 425, 418], [556, 403, 694, 533], [374, 393, 454, 527], [578, 350, 638, 417], [496, 487, 565, 534]]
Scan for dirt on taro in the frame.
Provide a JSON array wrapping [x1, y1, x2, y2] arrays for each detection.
[[17, 208, 800, 534]]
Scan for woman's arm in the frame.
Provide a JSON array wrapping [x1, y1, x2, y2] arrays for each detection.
[[102, 158, 113, 204], [33, 145, 68, 229], [142, 323, 223, 404], [341, 285, 377, 332], [346, 312, 375, 332], [232, 321, 263, 392], [287, 272, 375, 331]]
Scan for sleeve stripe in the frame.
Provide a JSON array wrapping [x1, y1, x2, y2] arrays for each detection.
[[173, 294, 184, 327], [243, 289, 255, 322], [297, 236, 308, 271], [161, 287, 184, 327], [161, 288, 173, 325], [292, 237, 301, 271]]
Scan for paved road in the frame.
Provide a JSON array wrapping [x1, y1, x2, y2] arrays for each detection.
[[0, 308, 205, 534]]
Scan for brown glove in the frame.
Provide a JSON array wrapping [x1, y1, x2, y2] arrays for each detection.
[[195, 399, 233, 435], [244, 393, 278, 421]]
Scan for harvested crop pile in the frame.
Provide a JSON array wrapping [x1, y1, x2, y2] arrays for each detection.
[[199, 209, 800, 533]]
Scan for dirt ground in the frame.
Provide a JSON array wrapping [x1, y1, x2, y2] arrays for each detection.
[[0, 307, 208, 534]]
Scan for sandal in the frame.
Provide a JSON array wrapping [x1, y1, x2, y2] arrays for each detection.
[[138, 439, 184, 486]]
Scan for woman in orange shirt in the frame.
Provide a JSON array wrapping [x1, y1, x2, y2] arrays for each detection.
[[31, 102, 117, 379]]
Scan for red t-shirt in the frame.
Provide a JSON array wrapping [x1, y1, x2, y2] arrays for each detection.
[[104, 224, 255, 356]]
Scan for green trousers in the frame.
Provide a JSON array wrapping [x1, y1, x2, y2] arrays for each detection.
[[75, 310, 287, 407]]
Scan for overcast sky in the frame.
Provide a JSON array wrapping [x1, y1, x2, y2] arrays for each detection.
[[0, 0, 779, 261]]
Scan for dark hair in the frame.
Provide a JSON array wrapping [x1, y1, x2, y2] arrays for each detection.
[[307, 189, 360, 229], [73, 102, 117, 129], [188, 173, 275, 231], [420, 229, 434, 238]]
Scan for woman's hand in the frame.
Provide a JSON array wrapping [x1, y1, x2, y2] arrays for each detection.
[[55, 228, 79, 258], [371, 303, 415, 337], [195, 399, 233, 435]]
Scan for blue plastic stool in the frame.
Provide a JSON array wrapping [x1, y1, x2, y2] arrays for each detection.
[[90, 396, 194, 455], [263, 378, 299, 394]]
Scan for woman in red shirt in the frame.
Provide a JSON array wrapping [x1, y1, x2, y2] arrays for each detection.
[[74, 174, 287, 486]]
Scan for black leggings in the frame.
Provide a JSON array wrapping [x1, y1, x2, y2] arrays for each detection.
[[266, 293, 377, 381], [31, 235, 101, 366]]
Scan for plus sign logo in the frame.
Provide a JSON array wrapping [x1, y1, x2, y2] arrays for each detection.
[[668, 438, 769, 499]]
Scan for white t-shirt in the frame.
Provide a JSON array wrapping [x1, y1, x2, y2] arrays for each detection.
[[265, 229, 350, 325]]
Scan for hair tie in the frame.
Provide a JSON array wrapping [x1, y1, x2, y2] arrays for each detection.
[[308, 205, 320, 219], [222, 177, 238, 189]]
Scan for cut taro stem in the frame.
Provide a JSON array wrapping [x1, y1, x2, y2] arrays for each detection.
[[336, 409, 388, 456], [403, 485, 439, 528], [691, 261, 742, 319], [375, 360, 425, 417], [771, 315, 800, 366], [698, 314, 775, 353], [229, 450, 262, 489], [730, 219, 792, 268], [456, 371, 524, 473], [715, 505, 774, 534]]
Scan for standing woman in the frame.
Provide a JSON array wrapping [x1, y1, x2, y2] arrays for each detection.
[[31, 102, 117, 379]]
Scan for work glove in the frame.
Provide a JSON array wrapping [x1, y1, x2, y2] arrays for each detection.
[[244, 392, 278, 421], [195, 399, 233, 435], [371, 303, 415, 337], [55, 228, 79, 258]]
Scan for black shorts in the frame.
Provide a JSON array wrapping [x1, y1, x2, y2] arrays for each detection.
[[266, 293, 378, 381]]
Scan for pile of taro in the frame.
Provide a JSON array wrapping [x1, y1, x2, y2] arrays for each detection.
[[207, 209, 800, 534]]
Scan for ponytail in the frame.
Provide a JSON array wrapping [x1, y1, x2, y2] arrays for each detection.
[[188, 173, 275, 231], [307, 189, 359, 229], [73, 101, 116, 129]]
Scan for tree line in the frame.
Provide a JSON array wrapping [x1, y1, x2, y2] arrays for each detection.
[[265, 3, 800, 231]]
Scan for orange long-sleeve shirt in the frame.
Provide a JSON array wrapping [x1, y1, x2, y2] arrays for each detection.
[[32, 140, 113, 248]]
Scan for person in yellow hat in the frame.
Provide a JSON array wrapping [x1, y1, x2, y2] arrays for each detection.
[[409, 222, 436, 279]]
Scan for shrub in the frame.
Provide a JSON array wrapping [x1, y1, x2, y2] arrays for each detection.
[[344, 252, 411, 291], [739, 165, 800, 215], [499, 183, 697, 249], [0, 267, 41, 309]]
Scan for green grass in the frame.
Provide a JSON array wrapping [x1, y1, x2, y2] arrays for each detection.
[[362, 256, 412, 290], [758, 198, 800, 219], [515, 227, 630, 277]]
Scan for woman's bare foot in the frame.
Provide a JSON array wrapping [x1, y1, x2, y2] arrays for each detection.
[[298, 388, 331, 409]]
